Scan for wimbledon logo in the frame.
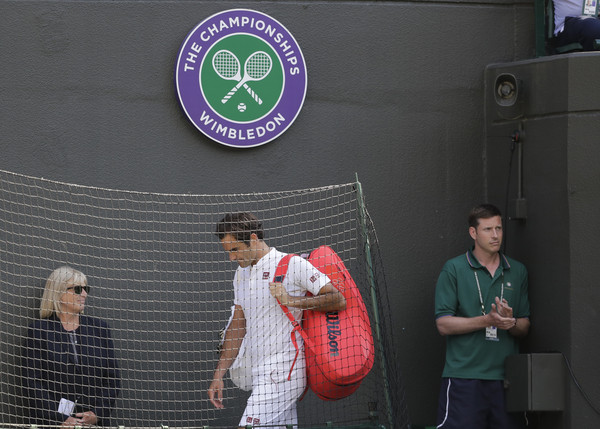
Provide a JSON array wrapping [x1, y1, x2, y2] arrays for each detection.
[[175, 9, 307, 148]]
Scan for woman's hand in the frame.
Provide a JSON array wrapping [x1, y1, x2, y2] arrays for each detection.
[[62, 411, 98, 427]]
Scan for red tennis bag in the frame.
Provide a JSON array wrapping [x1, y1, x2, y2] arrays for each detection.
[[274, 245, 375, 400]]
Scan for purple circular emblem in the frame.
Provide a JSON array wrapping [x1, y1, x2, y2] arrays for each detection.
[[175, 9, 308, 148]]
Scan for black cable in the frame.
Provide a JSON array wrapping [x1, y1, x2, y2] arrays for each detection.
[[503, 135, 518, 254], [561, 352, 600, 415]]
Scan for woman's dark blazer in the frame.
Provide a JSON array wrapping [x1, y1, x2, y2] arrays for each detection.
[[22, 314, 120, 426]]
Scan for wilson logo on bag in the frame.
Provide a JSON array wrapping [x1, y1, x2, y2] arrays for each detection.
[[274, 245, 375, 401]]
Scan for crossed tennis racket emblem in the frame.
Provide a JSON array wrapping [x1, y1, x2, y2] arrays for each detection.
[[212, 50, 273, 105]]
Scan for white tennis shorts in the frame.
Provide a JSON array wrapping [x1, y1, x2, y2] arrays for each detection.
[[239, 352, 306, 428]]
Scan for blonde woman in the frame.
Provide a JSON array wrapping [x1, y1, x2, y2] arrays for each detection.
[[23, 266, 120, 427]]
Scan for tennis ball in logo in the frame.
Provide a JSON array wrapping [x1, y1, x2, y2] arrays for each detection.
[[237, 103, 246, 112]]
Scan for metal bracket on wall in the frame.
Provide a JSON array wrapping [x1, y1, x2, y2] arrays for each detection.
[[510, 124, 527, 221]]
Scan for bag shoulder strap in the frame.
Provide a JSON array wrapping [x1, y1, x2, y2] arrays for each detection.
[[273, 254, 307, 336], [273, 254, 312, 380]]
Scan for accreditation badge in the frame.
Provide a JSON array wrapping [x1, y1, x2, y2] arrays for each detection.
[[582, 0, 599, 16], [485, 326, 499, 341]]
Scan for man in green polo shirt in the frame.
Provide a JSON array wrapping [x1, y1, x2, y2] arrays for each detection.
[[435, 204, 530, 429]]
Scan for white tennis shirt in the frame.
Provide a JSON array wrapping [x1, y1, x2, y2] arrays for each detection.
[[233, 247, 330, 364]]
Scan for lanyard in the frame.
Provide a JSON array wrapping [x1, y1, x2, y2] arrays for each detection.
[[68, 331, 79, 365], [473, 270, 504, 316]]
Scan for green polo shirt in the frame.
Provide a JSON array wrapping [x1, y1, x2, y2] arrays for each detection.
[[435, 248, 530, 380]]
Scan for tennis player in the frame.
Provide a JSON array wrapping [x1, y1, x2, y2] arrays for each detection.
[[208, 212, 346, 428]]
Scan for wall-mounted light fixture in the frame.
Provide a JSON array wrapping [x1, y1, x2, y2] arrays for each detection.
[[494, 73, 519, 107]]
